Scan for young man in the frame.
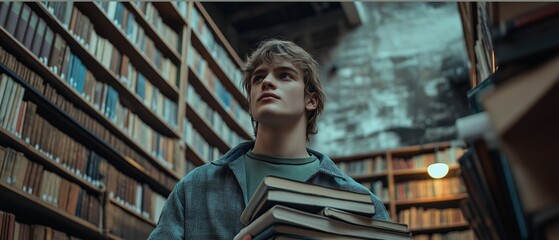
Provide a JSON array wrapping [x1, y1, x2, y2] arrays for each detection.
[[148, 39, 390, 239]]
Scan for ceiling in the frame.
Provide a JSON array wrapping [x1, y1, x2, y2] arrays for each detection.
[[202, 2, 361, 60]]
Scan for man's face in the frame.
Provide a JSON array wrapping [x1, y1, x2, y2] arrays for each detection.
[[249, 59, 316, 126]]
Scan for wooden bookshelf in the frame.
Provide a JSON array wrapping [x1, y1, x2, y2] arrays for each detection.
[[124, 2, 182, 62], [333, 142, 471, 238], [188, 66, 252, 139], [410, 222, 470, 234], [395, 194, 469, 207], [0, 1, 252, 238], [29, 2, 181, 138], [74, 2, 180, 100], [0, 24, 181, 183], [393, 165, 461, 182], [191, 2, 248, 111], [0, 182, 107, 239], [185, 101, 231, 153], [351, 171, 388, 182], [108, 197, 157, 227], [185, 142, 209, 166], [0, 50, 175, 197], [154, 2, 188, 28], [458, 3, 559, 239]]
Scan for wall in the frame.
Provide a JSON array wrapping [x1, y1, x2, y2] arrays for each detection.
[[309, 2, 471, 156]]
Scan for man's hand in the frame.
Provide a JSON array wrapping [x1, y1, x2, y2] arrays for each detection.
[[242, 235, 252, 240]]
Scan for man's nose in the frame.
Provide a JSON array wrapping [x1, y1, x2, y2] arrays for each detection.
[[261, 74, 276, 89]]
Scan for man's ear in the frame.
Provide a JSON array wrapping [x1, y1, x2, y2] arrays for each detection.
[[305, 92, 318, 111]]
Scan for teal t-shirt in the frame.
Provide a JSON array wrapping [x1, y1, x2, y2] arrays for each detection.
[[243, 151, 320, 201]]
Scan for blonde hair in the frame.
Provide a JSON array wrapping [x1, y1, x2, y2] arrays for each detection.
[[242, 39, 325, 141]]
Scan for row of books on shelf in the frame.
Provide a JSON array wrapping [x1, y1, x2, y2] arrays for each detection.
[[104, 163, 165, 222], [188, 45, 252, 132], [473, 2, 495, 82], [61, 3, 179, 129], [133, 2, 180, 52], [189, 5, 244, 93], [395, 177, 465, 200], [182, 119, 223, 163], [361, 180, 390, 203], [0, 147, 101, 226], [0, 210, 84, 240], [398, 207, 467, 230], [393, 147, 464, 170], [414, 230, 475, 240], [94, 2, 179, 86], [0, 47, 178, 190], [336, 155, 387, 176], [186, 84, 246, 147], [1, 99, 106, 189]]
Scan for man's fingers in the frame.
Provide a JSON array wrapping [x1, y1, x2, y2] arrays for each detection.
[[242, 235, 252, 240]]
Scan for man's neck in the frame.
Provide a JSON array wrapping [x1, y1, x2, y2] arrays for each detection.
[[252, 119, 309, 158]]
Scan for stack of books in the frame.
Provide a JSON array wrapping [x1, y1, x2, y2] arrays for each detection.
[[234, 176, 412, 240]]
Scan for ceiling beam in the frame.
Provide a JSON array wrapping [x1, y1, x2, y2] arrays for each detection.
[[340, 2, 363, 26]]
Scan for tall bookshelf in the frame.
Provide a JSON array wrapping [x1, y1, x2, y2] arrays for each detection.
[[458, 2, 559, 240], [333, 142, 475, 240], [0, 1, 251, 239]]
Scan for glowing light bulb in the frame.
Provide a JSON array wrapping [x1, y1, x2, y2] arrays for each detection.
[[427, 163, 449, 179]]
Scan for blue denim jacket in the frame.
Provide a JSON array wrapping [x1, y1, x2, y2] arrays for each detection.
[[148, 141, 390, 239]]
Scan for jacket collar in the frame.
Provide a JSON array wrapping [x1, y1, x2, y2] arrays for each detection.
[[212, 141, 347, 181]]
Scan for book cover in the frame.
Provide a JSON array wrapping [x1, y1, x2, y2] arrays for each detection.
[[319, 207, 409, 233]]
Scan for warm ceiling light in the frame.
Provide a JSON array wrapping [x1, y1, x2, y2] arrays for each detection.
[[427, 163, 449, 179]]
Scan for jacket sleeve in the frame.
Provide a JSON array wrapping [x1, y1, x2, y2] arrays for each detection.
[[370, 192, 391, 220], [147, 178, 187, 239]]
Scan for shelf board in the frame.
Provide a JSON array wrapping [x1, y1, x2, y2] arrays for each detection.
[[351, 171, 388, 181], [75, 2, 181, 101], [185, 101, 231, 154], [109, 197, 156, 227], [29, 2, 181, 139], [124, 2, 182, 62], [185, 142, 208, 166], [188, 66, 252, 139], [395, 194, 468, 206], [0, 27, 180, 185], [410, 222, 470, 234], [390, 142, 451, 156], [0, 128, 102, 195], [0, 51, 173, 197], [190, 28, 249, 111], [0, 182, 107, 240], [153, 2, 188, 28], [106, 232, 125, 240], [332, 152, 388, 163], [392, 166, 461, 181]]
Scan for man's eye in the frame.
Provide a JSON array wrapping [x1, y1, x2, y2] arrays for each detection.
[[281, 73, 293, 80], [252, 76, 263, 83]]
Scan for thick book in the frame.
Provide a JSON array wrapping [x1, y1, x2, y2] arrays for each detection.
[[253, 224, 366, 240], [318, 207, 409, 233], [241, 175, 374, 225], [234, 205, 411, 240]]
